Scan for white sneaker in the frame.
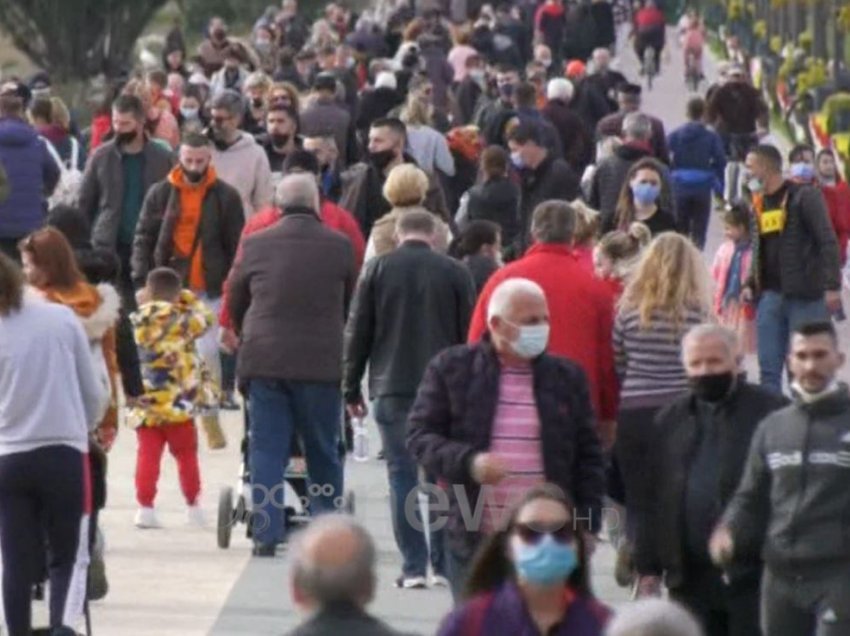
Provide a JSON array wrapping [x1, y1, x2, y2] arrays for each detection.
[[187, 504, 207, 527], [134, 507, 161, 529], [429, 574, 450, 588], [395, 575, 427, 589]]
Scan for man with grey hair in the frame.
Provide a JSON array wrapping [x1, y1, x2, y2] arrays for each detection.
[[227, 173, 357, 557], [597, 83, 669, 164], [606, 598, 703, 636], [633, 324, 786, 635], [286, 516, 416, 636], [469, 201, 618, 453], [208, 89, 273, 217], [542, 78, 593, 174], [409, 273, 605, 599], [590, 110, 675, 227], [344, 208, 475, 590]]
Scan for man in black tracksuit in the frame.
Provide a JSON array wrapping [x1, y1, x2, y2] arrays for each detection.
[[712, 321, 850, 635], [634, 324, 787, 635]]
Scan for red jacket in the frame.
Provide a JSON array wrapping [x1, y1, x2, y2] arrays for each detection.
[[820, 181, 850, 265], [219, 200, 365, 329], [468, 243, 619, 421]]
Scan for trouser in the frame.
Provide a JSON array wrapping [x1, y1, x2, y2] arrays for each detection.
[[0, 445, 88, 636], [669, 563, 761, 636], [374, 396, 445, 579], [756, 291, 829, 393], [676, 189, 713, 250], [247, 379, 343, 547], [0, 237, 21, 263], [445, 543, 473, 603], [135, 422, 201, 508], [614, 405, 663, 539], [115, 241, 144, 398], [195, 293, 226, 447], [761, 567, 850, 636]]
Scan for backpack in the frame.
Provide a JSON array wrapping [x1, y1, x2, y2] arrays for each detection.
[[43, 136, 83, 209]]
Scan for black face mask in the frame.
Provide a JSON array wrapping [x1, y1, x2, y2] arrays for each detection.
[[182, 166, 206, 183], [115, 130, 139, 146], [369, 149, 397, 171], [270, 133, 290, 148], [252, 97, 264, 109], [689, 372, 736, 403]]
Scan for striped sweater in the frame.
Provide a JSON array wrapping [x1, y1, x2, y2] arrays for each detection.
[[613, 307, 706, 408]]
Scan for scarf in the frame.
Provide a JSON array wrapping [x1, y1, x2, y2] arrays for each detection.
[[722, 241, 749, 307]]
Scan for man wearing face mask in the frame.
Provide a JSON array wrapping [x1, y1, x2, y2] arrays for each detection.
[[197, 17, 233, 77], [130, 133, 245, 450], [340, 117, 449, 237], [408, 274, 606, 600], [634, 325, 786, 635], [474, 66, 520, 144], [742, 144, 841, 393], [585, 48, 627, 112], [453, 56, 486, 126], [79, 94, 173, 313], [711, 321, 850, 636]]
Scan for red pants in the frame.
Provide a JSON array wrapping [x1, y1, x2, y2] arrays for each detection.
[[135, 421, 201, 507]]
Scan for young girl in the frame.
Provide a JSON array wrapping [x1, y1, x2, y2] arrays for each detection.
[[711, 204, 756, 353], [593, 222, 651, 300]]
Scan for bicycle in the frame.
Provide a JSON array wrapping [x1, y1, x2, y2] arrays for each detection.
[[685, 51, 701, 92]]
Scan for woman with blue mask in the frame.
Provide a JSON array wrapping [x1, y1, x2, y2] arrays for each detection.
[[613, 158, 677, 237], [437, 484, 610, 635]]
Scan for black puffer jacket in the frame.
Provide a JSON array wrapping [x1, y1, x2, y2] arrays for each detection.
[[407, 340, 605, 558], [466, 177, 522, 247], [634, 381, 788, 588]]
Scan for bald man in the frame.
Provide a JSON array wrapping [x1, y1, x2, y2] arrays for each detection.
[[287, 516, 416, 636], [408, 277, 605, 600]]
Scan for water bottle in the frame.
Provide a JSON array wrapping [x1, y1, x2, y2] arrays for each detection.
[[352, 417, 370, 462]]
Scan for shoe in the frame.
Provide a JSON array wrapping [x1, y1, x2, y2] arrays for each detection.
[[201, 414, 227, 450], [614, 540, 635, 588], [220, 392, 240, 411], [395, 575, 427, 589], [429, 574, 450, 588], [134, 507, 161, 529], [252, 542, 276, 557], [187, 504, 207, 527]]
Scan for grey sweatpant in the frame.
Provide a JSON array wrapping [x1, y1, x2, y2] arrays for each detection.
[[762, 567, 850, 636]]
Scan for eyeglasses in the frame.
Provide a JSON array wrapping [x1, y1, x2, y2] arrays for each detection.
[[514, 521, 574, 545]]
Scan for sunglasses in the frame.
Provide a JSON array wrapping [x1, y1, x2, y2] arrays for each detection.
[[514, 521, 574, 545]]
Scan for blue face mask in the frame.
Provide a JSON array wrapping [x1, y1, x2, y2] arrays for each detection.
[[631, 182, 661, 206], [790, 162, 815, 182], [511, 534, 579, 585]]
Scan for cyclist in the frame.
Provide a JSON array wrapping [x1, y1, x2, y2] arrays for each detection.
[[681, 14, 704, 84], [632, 0, 666, 76], [706, 64, 769, 199]]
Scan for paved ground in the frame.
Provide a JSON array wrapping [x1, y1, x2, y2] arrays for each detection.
[[54, 32, 850, 636]]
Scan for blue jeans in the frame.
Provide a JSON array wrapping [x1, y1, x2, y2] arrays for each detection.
[[757, 291, 829, 393], [374, 396, 444, 578], [248, 379, 343, 546]]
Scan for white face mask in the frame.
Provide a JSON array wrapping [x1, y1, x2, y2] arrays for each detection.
[[507, 321, 550, 358]]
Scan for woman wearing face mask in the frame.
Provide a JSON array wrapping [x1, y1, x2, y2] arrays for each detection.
[[177, 86, 208, 135], [613, 158, 677, 236], [611, 232, 712, 590], [437, 484, 610, 635]]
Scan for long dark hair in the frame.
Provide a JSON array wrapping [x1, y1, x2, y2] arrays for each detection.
[[463, 483, 591, 600], [18, 227, 86, 291], [0, 251, 24, 316], [614, 157, 666, 229]]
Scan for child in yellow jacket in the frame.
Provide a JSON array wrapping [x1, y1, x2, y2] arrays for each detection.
[[130, 267, 215, 529]]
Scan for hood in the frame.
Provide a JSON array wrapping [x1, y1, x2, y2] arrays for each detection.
[[37, 124, 69, 146], [615, 141, 652, 161], [46, 283, 120, 340], [168, 164, 218, 191], [676, 121, 709, 142], [0, 117, 38, 146]]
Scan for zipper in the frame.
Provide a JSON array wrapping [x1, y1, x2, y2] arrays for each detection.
[[787, 412, 813, 558]]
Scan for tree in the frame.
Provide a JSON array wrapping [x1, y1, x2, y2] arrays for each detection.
[[0, 0, 170, 81]]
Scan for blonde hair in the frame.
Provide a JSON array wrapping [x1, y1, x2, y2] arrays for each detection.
[[619, 232, 711, 329], [400, 95, 433, 127], [570, 199, 601, 246], [383, 164, 429, 208], [49, 97, 71, 131]]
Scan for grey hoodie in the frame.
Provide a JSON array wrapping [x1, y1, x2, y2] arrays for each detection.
[[724, 383, 850, 575]]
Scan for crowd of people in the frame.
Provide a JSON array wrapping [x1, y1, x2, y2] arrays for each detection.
[[0, 0, 848, 634]]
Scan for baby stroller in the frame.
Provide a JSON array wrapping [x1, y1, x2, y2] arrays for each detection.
[[216, 400, 355, 549]]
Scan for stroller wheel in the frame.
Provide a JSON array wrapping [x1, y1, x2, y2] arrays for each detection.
[[343, 490, 356, 514], [217, 487, 234, 549]]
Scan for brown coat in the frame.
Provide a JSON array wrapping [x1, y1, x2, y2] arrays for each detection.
[[227, 209, 357, 383]]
